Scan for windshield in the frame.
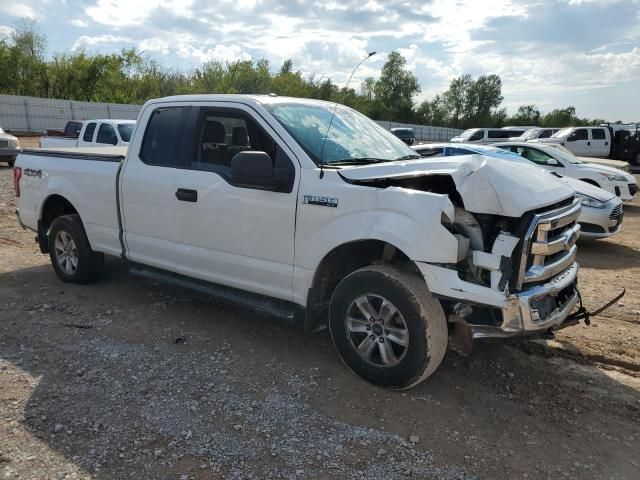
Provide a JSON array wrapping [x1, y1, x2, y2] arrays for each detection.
[[546, 144, 584, 164], [458, 128, 478, 139], [552, 127, 574, 138], [520, 128, 540, 140], [264, 102, 417, 164], [117, 123, 134, 143]]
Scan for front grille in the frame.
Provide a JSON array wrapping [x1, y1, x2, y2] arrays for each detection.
[[609, 204, 623, 220], [517, 200, 581, 290], [629, 184, 638, 196], [0, 140, 8, 148]]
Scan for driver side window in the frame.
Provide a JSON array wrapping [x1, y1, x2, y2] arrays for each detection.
[[190, 108, 294, 183], [96, 123, 117, 145]]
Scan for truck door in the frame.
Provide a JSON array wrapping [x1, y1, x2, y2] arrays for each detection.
[[590, 128, 609, 157], [564, 128, 589, 156], [172, 104, 299, 302], [120, 106, 190, 272]]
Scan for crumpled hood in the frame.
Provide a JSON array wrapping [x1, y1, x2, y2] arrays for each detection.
[[339, 154, 574, 218], [561, 176, 614, 202]]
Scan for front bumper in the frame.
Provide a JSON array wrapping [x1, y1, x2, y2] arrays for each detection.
[[611, 181, 636, 201], [578, 198, 623, 238], [0, 146, 21, 158], [418, 261, 580, 340], [472, 262, 579, 339]]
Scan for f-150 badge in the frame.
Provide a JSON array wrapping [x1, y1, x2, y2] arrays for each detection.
[[303, 195, 338, 208]]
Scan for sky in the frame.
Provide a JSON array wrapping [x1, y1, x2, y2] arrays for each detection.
[[1, 0, 639, 122]]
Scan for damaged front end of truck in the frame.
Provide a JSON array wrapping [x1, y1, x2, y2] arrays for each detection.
[[339, 154, 619, 348]]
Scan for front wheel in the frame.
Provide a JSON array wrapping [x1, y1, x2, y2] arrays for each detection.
[[48, 214, 104, 284], [329, 265, 448, 389], [7, 156, 15, 167]]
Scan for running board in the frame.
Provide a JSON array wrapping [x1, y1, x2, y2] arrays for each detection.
[[129, 265, 301, 321]]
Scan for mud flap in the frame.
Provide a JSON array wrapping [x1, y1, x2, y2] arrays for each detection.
[[556, 288, 625, 330]]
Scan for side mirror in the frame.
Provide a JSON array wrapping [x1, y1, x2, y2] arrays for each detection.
[[547, 158, 559, 166], [231, 151, 289, 191], [566, 134, 576, 142]]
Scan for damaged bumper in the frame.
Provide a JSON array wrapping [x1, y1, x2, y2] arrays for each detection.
[[418, 261, 580, 339]]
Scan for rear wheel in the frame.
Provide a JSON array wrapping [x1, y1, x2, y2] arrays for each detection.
[[329, 265, 448, 389], [48, 214, 104, 284]]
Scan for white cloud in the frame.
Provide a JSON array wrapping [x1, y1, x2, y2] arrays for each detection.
[[139, 37, 170, 56], [0, 3, 39, 19], [0, 25, 15, 39], [70, 19, 88, 28], [85, 0, 194, 27], [72, 34, 132, 50]]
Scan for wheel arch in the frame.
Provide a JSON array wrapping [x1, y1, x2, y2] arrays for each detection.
[[305, 239, 419, 332], [38, 194, 80, 253], [579, 178, 600, 187]]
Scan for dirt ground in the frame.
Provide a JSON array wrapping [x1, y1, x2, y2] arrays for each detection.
[[1, 163, 639, 480]]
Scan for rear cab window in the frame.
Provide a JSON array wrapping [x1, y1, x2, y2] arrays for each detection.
[[139, 107, 190, 167], [591, 128, 606, 140]]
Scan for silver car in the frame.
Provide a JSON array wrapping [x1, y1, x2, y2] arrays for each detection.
[[563, 176, 623, 239], [0, 127, 21, 167]]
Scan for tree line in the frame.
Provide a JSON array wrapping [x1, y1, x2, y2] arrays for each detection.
[[0, 20, 620, 129]]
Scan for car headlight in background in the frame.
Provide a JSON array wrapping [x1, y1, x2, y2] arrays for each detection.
[[576, 194, 606, 209], [604, 173, 628, 182]]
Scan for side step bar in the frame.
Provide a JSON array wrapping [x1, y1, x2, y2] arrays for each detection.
[[129, 264, 301, 321]]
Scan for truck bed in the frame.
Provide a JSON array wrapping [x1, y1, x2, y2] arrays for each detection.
[[16, 148, 125, 258]]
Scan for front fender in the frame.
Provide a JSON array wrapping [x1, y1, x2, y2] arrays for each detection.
[[295, 185, 458, 271]]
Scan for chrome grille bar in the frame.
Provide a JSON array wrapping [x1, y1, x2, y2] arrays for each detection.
[[517, 199, 581, 290]]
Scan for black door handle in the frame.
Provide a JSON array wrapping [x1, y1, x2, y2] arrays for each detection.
[[175, 188, 198, 202], [587, 141, 591, 146]]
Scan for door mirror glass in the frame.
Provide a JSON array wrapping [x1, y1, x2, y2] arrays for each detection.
[[547, 158, 559, 166], [231, 151, 287, 191]]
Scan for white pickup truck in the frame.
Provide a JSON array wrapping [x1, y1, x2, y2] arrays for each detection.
[[14, 94, 586, 389], [39, 119, 135, 148]]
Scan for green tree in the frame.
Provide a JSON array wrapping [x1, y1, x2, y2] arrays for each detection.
[[374, 51, 420, 122], [541, 107, 578, 127], [510, 105, 541, 126]]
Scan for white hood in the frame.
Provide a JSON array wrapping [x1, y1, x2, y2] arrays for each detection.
[[577, 162, 634, 181], [339, 154, 574, 218], [560, 176, 614, 202]]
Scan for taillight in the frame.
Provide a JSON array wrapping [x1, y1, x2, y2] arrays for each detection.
[[13, 167, 22, 198]]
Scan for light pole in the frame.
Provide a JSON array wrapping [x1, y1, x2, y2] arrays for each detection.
[[319, 51, 377, 176]]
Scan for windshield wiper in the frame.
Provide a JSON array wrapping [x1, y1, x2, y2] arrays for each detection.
[[324, 157, 391, 166], [394, 154, 421, 161]]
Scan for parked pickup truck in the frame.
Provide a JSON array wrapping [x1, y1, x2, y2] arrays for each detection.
[[15, 94, 586, 389], [534, 126, 640, 163], [39, 119, 135, 148]]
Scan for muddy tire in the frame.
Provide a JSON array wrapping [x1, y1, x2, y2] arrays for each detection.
[[48, 214, 104, 284], [7, 156, 15, 168], [329, 265, 448, 389]]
